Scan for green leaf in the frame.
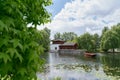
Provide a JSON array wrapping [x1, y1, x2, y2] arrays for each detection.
[[0, 52, 11, 64], [15, 51, 23, 62], [6, 48, 23, 62], [29, 41, 39, 47], [6, 48, 16, 58], [4, 17, 15, 27], [23, 44, 29, 52], [28, 50, 39, 63], [37, 45, 44, 55], [0, 20, 5, 31], [10, 39, 23, 51], [13, 29, 20, 35], [0, 20, 8, 31], [10, 39, 19, 48], [18, 43, 23, 51], [17, 68, 27, 76], [0, 38, 9, 47]]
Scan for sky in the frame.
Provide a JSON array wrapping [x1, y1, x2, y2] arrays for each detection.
[[38, 0, 120, 39]]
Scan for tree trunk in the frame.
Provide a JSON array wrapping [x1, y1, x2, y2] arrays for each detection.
[[113, 48, 115, 53]]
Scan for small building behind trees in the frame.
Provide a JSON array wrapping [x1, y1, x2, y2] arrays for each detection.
[[59, 42, 84, 55], [50, 39, 65, 52], [50, 40, 84, 54]]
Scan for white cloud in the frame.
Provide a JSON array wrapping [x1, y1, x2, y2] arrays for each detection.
[[37, 0, 120, 39]]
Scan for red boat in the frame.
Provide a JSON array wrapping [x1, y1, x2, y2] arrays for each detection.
[[84, 53, 96, 57]]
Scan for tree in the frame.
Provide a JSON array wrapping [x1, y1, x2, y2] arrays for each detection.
[[43, 27, 51, 51], [76, 32, 93, 52], [62, 32, 77, 41], [101, 26, 109, 37], [111, 24, 120, 48], [43, 27, 51, 37], [54, 32, 77, 41], [92, 33, 100, 52], [100, 26, 109, 52], [100, 25, 120, 53], [54, 32, 62, 40], [0, 0, 52, 80], [38, 28, 51, 52]]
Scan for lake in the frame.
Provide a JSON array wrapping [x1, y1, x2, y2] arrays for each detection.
[[37, 53, 120, 80]]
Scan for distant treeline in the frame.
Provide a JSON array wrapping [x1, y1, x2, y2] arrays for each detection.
[[54, 23, 120, 53]]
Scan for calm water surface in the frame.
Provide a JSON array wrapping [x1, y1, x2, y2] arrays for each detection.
[[37, 53, 120, 80]]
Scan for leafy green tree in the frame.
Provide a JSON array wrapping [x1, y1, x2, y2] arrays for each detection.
[[43, 27, 51, 51], [92, 33, 100, 52], [101, 26, 109, 37], [100, 25, 120, 52], [0, 0, 52, 80], [100, 23, 120, 52], [111, 24, 120, 48], [54, 32, 62, 40], [43, 27, 51, 37], [38, 28, 51, 52], [62, 32, 77, 41], [54, 32, 77, 41], [76, 32, 93, 52], [100, 26, 109, 52]]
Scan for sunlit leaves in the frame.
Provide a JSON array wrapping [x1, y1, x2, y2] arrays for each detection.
[[28, 50, 39, 63], [0, 20, 8, 31], [28, 41, 39, 48], [0, 0, 52, 79], [10, 39, 20, 48], [0, 52, 11, 64], [6, 48, 17, 58], [6, 48, 23, 62], [15, 51, 23, 63]]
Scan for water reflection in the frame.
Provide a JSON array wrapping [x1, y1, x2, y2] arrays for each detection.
[[37, 53, 120, 80], [100, 54, 120, 77]]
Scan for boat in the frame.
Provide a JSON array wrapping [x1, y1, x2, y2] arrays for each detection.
[[84, 53, 96, 57]]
